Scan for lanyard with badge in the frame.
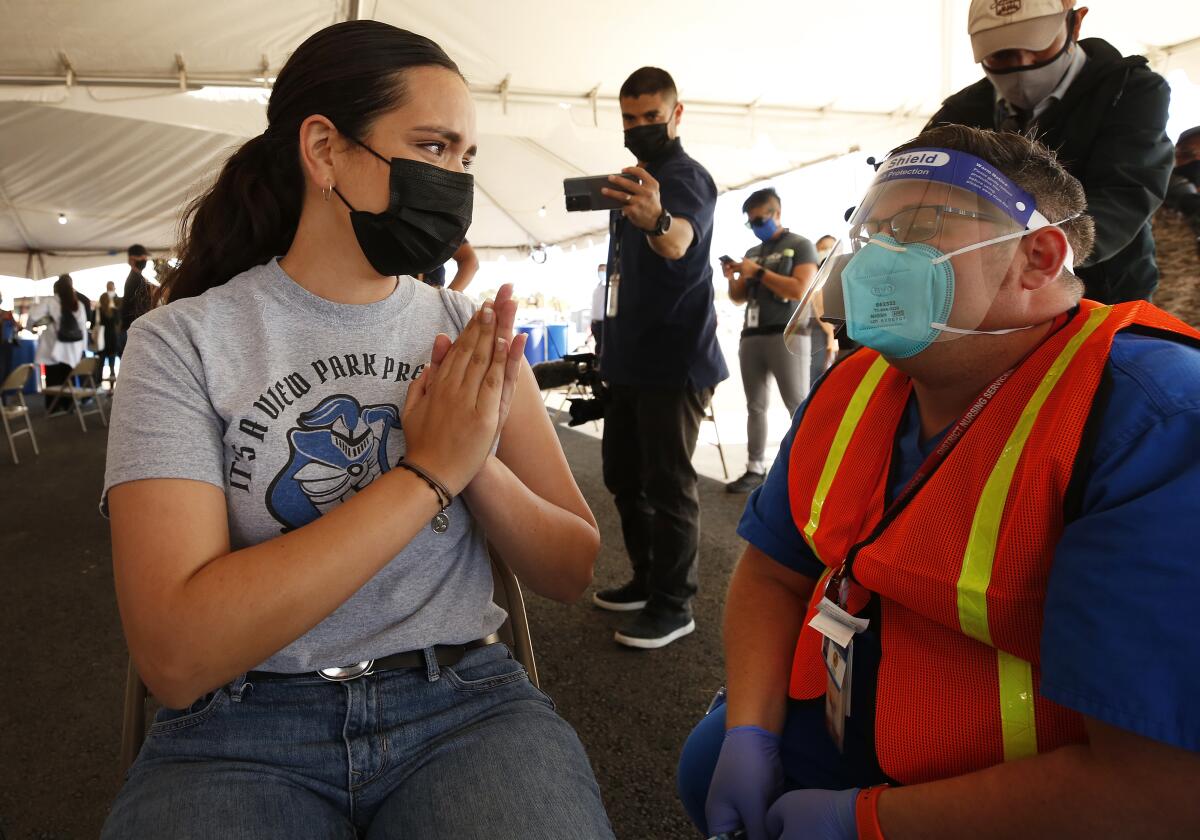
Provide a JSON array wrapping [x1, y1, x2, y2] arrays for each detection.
[[606, 213, 623, 318], [809, 363, 1018, 752], [745, 237, 777, 330]]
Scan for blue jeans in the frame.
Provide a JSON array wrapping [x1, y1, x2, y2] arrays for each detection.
[[103, 644, 615, 839]]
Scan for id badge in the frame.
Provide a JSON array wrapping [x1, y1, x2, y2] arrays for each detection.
[[606, 273, 620, 318], [823, 634, 853, 753], [746, 300, 760, 329]]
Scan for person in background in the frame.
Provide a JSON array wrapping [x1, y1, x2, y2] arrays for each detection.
[[1165, 126, 1200, 222], [121, 244, 154, 327], [928, 0, 1173, 304], [97, 288, 122, 382], [418, 239, 478, 291], [0, 291, 18, 386], [722, 188, 819, 494], [30, 274, 88, 416], [591, 65, 728, 649], [590, 262, 607, 354]]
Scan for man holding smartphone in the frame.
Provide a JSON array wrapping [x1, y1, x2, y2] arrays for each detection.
[[723, 188, 824, 494], [591, 66, 728, 650]]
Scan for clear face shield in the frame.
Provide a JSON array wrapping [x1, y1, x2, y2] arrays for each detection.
[[784, 148, 1072, 360]]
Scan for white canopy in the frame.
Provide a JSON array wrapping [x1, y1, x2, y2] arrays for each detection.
[[2, 0, 1198, 278]]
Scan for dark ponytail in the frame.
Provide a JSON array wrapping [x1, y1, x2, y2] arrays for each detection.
[[159, 21, 460, 303], [54, 274, 77, 313]]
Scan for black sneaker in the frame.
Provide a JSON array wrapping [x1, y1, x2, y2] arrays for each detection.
[[592, 581, 649, 612], [726, 471, 765, 493], [614, 609, 696, 649]]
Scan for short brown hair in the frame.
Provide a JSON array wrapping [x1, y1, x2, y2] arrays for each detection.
[[893, 125, 1094, 296]]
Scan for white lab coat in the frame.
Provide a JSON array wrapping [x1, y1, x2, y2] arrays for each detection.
[[31, 297, 88, 368]]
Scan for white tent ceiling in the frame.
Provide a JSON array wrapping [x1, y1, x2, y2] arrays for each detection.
[[2, 0, 1198, 278]]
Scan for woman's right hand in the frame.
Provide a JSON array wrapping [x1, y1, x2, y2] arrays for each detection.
[[401, 295, 524, 495]]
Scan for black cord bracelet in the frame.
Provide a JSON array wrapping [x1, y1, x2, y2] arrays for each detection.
[[397, 459, 454, 533]]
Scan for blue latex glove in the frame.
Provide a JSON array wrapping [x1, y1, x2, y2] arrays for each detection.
[[704, 726, 784, 840], [764, 787, 859, 840]]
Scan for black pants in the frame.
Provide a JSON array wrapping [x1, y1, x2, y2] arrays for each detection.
[[601, 383, 712, 615], [44, 362, 71, 411]]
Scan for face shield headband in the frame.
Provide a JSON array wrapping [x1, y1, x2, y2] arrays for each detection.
[[783, 147, 1077, 357]]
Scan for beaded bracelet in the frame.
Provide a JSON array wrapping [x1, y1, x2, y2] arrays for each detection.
[[397, 459, 453, 533]]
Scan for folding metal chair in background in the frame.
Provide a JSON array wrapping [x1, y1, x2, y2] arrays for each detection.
[[1, 363, 39, 464], [41, 356, 108, 432]]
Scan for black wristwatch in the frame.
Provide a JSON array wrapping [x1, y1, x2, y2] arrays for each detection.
[[646, 210, 672, 237]]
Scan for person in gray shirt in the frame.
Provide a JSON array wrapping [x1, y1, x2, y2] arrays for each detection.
[[723, 188, 828, 493], [100, 21, 614, 840]]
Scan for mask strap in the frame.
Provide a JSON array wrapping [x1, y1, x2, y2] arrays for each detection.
[[929, 321, 1034, 335]]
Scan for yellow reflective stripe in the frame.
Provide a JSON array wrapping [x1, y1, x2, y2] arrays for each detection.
[[997, 649, 1038, 761], [802, 355, 891, 557], [957, 305, 1112, 645]]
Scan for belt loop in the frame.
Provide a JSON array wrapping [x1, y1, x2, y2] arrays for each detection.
[[229, 674, 250, 702], [422, 646, 441, 682]]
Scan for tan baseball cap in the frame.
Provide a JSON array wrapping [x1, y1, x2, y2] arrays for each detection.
[[968, 0, 1073, 62]]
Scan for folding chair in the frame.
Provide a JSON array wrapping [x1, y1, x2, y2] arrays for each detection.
[[120, 551, 537, 773], [1, 363, 39, 464], [704, 402, 730, 480], [41, 356, 108, 432]]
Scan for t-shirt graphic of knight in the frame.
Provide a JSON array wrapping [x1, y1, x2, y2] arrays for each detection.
[[266, 395, 402, 531]]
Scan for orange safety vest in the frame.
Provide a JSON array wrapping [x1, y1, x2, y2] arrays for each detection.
[[787, 300, 1200, 784]]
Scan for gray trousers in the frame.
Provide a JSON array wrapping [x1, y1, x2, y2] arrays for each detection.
[[738, 331, 811, 469]]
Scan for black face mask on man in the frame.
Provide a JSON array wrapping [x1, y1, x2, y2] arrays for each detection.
[[624, 122, 676, 164], [333, 135, 474, 278], [133, 259, 148, 272]]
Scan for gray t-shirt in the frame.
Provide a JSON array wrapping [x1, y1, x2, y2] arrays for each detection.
[[741, 230, 818, 336], [102, 259, 505, 672]]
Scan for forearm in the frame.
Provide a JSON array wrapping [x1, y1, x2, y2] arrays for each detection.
[[646, 218, 695, 261], [878, 740, 1198, 839], [724, 546, 813, 733], [462, 455, 598, 602], [126, 468, 442, 706], [448, 260, 478, 293], [759, 270, 804, 300]]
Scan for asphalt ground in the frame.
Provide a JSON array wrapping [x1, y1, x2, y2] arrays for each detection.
[[0, 405, 748, 839]]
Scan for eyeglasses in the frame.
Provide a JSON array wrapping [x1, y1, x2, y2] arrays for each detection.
[[745, 211, 776, 229], [850, 205, 1009, 246]]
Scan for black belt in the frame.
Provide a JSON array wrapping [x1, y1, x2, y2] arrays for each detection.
[[247, 634, 501, 683]]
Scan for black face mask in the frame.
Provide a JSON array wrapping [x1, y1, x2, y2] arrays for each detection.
[[1177, 159, 1200, 184], [624, 123, 676, 164], [334, 137, 474, 278], [133, 259, 148, 271]]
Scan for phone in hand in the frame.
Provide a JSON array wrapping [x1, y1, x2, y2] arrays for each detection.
[[718, 255, 733, 264], [564, 173, 640, 212]]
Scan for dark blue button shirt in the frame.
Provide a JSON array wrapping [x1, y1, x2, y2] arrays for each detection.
[[600, 141, 729, 390], [738, 331, 1200, 753]]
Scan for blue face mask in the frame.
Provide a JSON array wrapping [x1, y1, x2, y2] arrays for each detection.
[[840, 234, 955, 359], [751, 217, 779, 242]]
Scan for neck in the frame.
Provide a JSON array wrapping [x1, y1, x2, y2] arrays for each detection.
[[279, 200, 398, 305], [770, 227, 785, 241], [898, 321, 1055, 441]]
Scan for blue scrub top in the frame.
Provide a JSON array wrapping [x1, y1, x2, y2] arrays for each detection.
[[738, 330, 1200, 753]]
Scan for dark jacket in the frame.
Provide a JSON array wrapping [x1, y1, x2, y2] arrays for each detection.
[[927, 38, 1173, 304], [121, 270, 152, 328]]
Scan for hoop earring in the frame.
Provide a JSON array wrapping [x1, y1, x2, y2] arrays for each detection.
[[323, 182, 333, 202]]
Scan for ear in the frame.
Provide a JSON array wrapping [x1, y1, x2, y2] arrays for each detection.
[[673, 100, 684, 127], [296, 115, 340, 192], [1019, 226, 1071, 291], [1072, 6, 1088, 38]]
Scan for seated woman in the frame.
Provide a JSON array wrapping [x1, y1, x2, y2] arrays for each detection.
[[102, 21, 614, 839]]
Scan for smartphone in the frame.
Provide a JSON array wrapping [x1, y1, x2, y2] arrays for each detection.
[[564, 173, 640, 212], [718, 255, 733, 264]]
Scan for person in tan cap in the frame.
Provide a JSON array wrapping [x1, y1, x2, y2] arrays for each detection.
[[928, 1, 1173, 305]]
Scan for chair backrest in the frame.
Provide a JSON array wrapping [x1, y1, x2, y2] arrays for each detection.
[[1, 363, 34, 394], [120, 548, 537, 774], [70, 356, 101, 381]]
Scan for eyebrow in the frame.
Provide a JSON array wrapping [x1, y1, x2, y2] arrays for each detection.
[[621, 109, 662, 121], [411, 125, 478, 157]]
